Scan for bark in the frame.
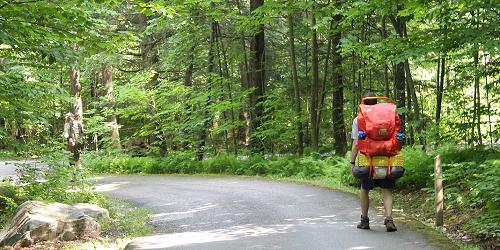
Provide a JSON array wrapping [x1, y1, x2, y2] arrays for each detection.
[[473, 50, 482, 145], [390, 14, 407, 134], [317, 21, 333, 151], [331, 16, 347, 156], [310, 3, 320, 151], [435, 57, 445, 143], [68, 65, 83, 167], [249, 0, 265, 153], [288, 13, 304, 156], [404, 60, 423, 144], [101, 63, 122, 150], [237, 0, 251, 148], [0, 117, 4, 149], [382, 16, 390, 97], [184, 49, 194, 87]]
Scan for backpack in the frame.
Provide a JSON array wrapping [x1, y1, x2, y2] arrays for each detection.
[[357, 97, 403, 157]]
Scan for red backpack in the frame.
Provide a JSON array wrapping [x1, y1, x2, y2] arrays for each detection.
[[357, 97, 403, 157]]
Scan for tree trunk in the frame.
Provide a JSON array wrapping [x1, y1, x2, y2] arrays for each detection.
[[101, 63, 122, 150], [331, 15, 347, 156], [473, 50, 482, 145], [237, 0, 251, 148], [68, 65, 84, 168], [288, 13, 304, 156], [390, 14, 406, 134], [318, 21, 333, 151], [0, 117, 4, 149], [435, 57, 445, 144], [197, 18, 217, 161], [310, 3, 320, 151], [404, 60, 423, 144], [249, 0, 265, 153], [382, 16, 390, 97]]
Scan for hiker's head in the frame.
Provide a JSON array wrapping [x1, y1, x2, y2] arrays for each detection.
[[363, 92, 377, 105]]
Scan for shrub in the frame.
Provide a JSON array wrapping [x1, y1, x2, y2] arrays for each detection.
[[397, 147, 434, 189], [202, 154, 239, 174]]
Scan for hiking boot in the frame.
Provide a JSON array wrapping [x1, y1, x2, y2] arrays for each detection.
[[384, 217, 397, 232], [357, 215, 370, 229]]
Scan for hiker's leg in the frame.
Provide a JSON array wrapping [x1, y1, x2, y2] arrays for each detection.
[[381, 188, 393, 217], [360, 187, 370, 217], [360, 179, 374, 217]]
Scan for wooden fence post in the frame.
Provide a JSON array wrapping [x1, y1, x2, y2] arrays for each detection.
[[434, 155, 444, 227]]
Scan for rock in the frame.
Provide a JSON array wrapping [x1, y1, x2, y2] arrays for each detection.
[[0, 201, 107, 248], [73, 203, 110, 220]]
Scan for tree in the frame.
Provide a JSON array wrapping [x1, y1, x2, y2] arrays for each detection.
[[249, 0, 265, 153], [287, 12, 304, 155]]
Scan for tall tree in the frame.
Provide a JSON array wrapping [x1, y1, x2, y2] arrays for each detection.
[[249, 0, 265, 152], [331, 14, 347, 156], [287, 12, 304, 156], [68, 62, 84, 167], [101, 62, 122, 149], [390, 13, 407, 133], [310, 3, 320, 151]]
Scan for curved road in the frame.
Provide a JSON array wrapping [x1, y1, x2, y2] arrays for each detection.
[[95, 176, 437, 250]]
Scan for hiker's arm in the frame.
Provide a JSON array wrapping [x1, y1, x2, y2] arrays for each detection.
[[351, 139, 358, 166]]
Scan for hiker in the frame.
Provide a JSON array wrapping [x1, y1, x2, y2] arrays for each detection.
[[350, 92, 403, 232]]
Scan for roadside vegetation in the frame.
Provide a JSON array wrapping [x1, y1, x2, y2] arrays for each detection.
[[0, 149, 152, 247]]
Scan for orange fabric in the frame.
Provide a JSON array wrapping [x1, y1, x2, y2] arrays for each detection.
[[357, 96, 402, 157]]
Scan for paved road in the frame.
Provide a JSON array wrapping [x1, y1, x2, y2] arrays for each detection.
[[96, 176, 437, 250], [0, 160, 23, 180], [0, 160, 42, 181]]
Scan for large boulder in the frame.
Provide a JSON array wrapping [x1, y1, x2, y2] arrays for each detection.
[[0, 201, 108, 248]]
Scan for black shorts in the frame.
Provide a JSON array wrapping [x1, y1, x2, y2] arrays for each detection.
[[361, 178, 396, 190]]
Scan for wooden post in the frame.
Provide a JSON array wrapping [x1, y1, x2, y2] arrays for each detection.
[[434, 155, 444, 227]]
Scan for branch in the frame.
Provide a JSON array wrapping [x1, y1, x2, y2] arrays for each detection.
[[0, 0, 44, 10], [117, 67, 143, 73], [0, 17, 84, 39]]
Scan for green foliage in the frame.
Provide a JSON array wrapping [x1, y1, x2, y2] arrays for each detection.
[[6, 148, 105, 208], [397, 147, 435, 189], [99, 199, 154, 238], [85, 152, 331, 178]]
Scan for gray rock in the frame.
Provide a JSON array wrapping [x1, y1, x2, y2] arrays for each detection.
[[73, 203, 110, 220], [0, 201, 105, 248]]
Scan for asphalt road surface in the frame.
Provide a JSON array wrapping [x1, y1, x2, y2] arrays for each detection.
[[95, 175, 437, 250], [0, 160, 26, 180]]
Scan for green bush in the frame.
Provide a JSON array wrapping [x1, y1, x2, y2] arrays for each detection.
[[397, 147, 434, 189], [202, 154, 239, 174]]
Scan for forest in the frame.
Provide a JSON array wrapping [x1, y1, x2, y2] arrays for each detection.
[[0, 0, 499, 248]]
